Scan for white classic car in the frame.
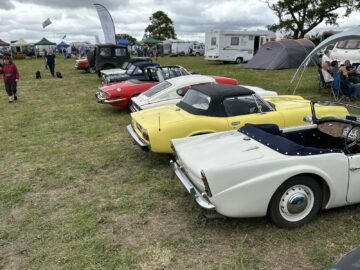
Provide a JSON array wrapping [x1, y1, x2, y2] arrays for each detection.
[[130, 74, 277, 112], [171, 100, 360, 228]]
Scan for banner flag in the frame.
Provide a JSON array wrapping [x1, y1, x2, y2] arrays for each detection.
[[94, 3, 116, 44], [42, 18, 52, 28]]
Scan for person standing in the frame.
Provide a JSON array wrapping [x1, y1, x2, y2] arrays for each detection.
[[46, 49, 56, 77], [0, 55, 19, 103]]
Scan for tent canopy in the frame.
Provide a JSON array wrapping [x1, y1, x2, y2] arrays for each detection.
[[117, 38, 131, 46], [11, 38, 29, 47], [291, 26, 360, 85], [140, 37, 161, 45], [34, 37, 56, 46], [245, 39, 315, 70], [57, 41, 69, 50], [0, 39, 10, 46]]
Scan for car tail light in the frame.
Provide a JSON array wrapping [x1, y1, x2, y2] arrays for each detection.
[[201, 170, 212, 197]]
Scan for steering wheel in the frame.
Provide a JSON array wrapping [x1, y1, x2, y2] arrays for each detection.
[[344, 125, 360, 154]]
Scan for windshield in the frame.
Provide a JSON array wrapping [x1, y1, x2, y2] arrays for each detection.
[[126, 64, 136, 75], [312, 101, 360, 121], [181, 89, 211, 110], [121, 61, 129, 69], [143, 81, 172, 97]]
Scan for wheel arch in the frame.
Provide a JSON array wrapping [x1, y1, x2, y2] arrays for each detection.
[[267, 172, 331, 213]]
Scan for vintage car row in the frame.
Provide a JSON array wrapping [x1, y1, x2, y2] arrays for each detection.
[[127, 84, 346, 153], [129, 74, 248, 112], [170, 101, 360, 228], [96, 73, 237, 110]]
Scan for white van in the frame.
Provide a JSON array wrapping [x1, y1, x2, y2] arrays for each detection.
[[330, 39, 360, 63], [205, 29, 276, 64]]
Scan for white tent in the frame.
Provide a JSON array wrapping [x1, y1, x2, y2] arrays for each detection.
[[11, 39, 33, 52], [291, 26, 360, 93]]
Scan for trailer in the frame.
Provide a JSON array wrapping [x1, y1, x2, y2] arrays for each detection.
[[205, 29, 276, 64], [171, 40, 193, 56]]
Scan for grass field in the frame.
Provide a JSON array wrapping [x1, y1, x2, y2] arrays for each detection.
[[1, 56, 359, 270]]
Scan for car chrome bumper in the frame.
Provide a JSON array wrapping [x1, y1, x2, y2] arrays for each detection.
[[126, 124, 149, 151], [95, 92, 126, 104], [170, 160, 215, 210]]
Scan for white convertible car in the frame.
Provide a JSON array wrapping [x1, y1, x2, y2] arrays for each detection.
[[130, 74, 277, 112], [171, 100, 359, 228]]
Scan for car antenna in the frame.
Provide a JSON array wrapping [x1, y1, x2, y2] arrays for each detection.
[[158, 113, 161, 131]]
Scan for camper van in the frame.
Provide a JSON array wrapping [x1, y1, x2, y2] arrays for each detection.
[[205, 29, 276, 64], [330, 39, 360, 64], [189, 42, 205, 56]]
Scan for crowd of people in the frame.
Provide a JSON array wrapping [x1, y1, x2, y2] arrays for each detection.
[[321, 50, 360, 98]]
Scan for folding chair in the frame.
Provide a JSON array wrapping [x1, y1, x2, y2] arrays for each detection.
[[317, 67, 332, 93], [331, 71, 342, 100], [332, 72, 352, 101]]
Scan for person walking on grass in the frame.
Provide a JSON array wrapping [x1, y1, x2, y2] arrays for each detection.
[[46, 49, 56, 77], [0, 55, 19, 103]]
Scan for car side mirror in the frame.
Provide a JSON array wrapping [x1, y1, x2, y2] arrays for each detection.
[[303, 115, 313, 123], [177, 89, 186, 97]]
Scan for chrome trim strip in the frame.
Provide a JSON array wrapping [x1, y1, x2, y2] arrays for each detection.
[[126, 124, 149, 150], [171, 160, 215, 210], [95, 92, 126, 104]]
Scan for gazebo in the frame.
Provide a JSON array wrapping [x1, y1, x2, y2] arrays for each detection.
[[140, 37, 161, 45], [34, 37, 56, 56], [0, 39, 9, 46]]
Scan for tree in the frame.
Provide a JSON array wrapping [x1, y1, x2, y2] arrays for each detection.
[[266, 0, 360, 39], [145, 11, 176, 40], [115, 34, 137, 45]]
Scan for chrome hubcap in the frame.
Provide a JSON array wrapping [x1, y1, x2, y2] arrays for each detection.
[[279, 185, 314, 222]]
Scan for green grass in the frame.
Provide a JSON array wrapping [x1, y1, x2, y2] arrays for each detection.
[[0, 56, 359, 270]]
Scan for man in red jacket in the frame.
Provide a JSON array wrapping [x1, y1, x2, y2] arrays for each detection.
[[0, 55, 20, 103]]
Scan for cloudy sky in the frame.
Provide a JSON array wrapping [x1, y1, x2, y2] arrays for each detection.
[[0, 0, 359, 44]]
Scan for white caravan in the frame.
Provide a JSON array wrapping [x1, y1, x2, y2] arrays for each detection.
[[205, 29, 276, 63], [171, 40, 193, 56], [330, 39, 360, 64]]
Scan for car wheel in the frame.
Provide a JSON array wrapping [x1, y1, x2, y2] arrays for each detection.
[[235, 57, 243, 64], [195, 52, 200, 56], [268, 176, 322, 228], [87, 66, 95, 73]]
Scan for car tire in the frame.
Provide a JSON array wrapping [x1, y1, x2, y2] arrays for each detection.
[[268, 176, 322, 228], [234, 57, 243, 64], [195, 52, 200, 56]]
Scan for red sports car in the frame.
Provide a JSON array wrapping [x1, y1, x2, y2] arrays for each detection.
[[74, 58, 90, 72], [96, 73, 238, 110]]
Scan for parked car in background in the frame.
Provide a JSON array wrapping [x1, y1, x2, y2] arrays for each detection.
[[130, 75, 276, 112], [127, 84, 339, 154], [74, 58, 91, 72], [330, 39, 360, 64], [87, 44, 130, 75], [96, 66, 190, 109], [171, 100, 353, 228], [189, 43, 205, 56]]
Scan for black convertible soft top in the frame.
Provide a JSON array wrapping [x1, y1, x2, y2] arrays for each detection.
[[177, 84, 255, 117]]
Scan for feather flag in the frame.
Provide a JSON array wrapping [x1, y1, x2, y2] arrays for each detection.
[[93, 4, 116, 44], [42, 18, 52, 28]]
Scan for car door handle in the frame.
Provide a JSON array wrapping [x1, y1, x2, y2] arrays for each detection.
[[231, 121, 240, 125], [350, 167, 360, 171]]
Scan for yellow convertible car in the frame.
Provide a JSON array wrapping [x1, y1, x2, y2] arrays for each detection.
[[127, 84, 348, 153]]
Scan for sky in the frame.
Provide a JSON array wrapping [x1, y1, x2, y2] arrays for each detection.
[[0, 0, 359, 44]]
